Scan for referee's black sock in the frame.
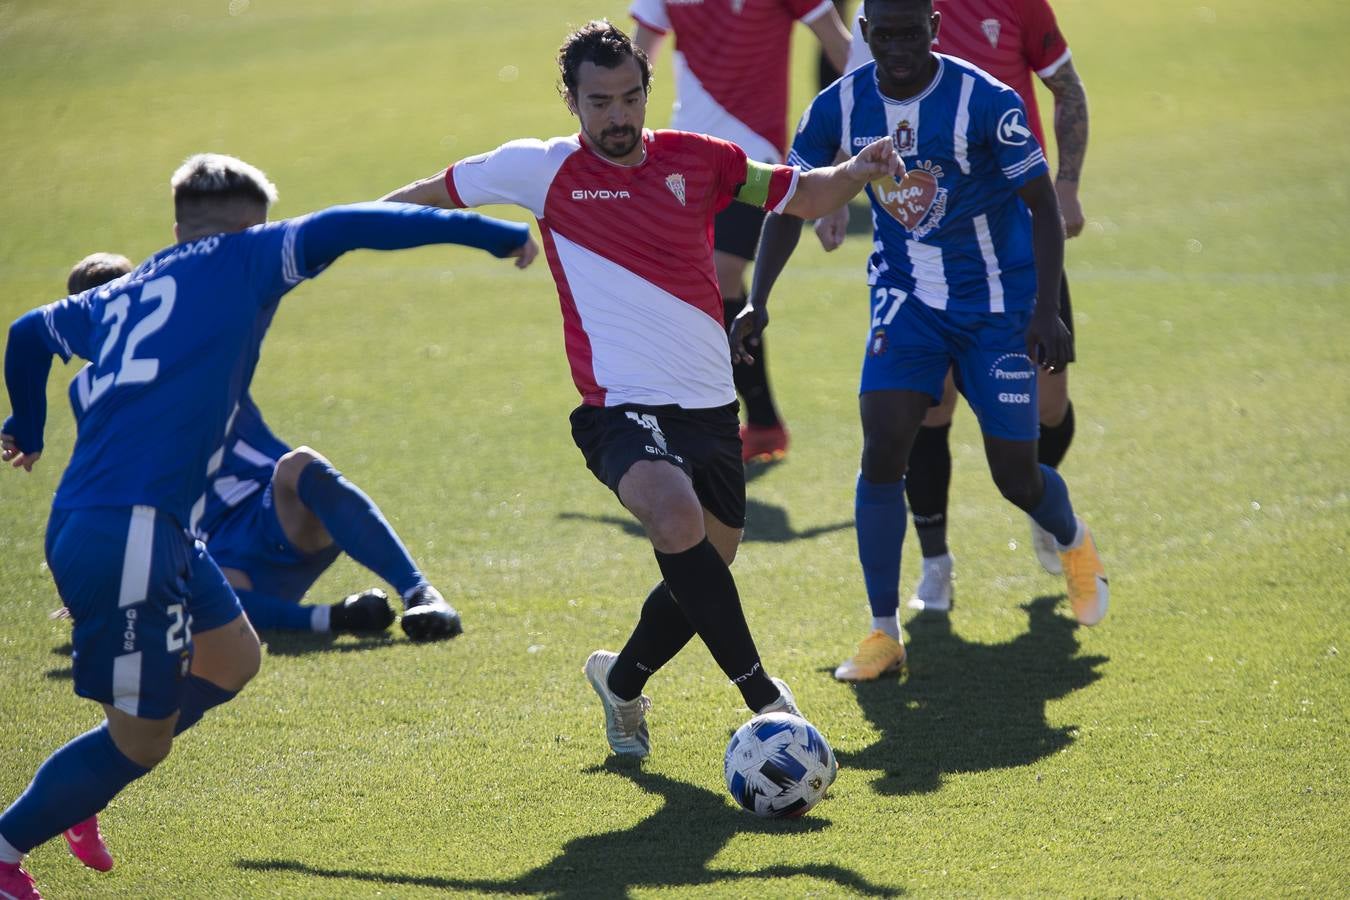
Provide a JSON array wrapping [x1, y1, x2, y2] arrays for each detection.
[[654, 538, 779, 711], [1038, 401, 1075, 469], [905, 423, 952, 559], [607, 582, 695, 701], [723, 295, 779, 428]]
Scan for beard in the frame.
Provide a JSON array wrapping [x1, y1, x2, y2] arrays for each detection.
[[590, 124, 641, 159]]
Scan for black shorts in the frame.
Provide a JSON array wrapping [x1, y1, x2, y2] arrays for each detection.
[[570, 401, 746, 529], [713, 200, 768, 262]]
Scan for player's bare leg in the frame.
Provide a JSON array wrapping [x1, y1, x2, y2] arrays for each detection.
[[1029, 368, 1073, 573], [615, 466, 791, 711], [982, 433, 1106, 625], [719, 252, 788, 462], [836, 390, 929, 681], [585, 461, 790, 755], [271, 447, 451, 639], [906, 371, 959, 614], [63, 611, 260, 874]]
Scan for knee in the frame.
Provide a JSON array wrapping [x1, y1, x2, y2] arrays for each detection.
[[192, 617, 262, 691], [107, 722, 174, 770], [230, 632, 263, 690], [992, 465, 1042, 511], [861, 430, 908, 483], [133, 735, 174, 770], [273, 446, 326, 494], [634, 494, 705, 553]]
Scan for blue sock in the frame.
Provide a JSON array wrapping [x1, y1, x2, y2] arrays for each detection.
[[238, 589, 317, 631], [0, 724, 149, 854], [1029, 464, 1077, 546], [855, 474, 907, 618], [173, 675, 238, 736], [296, 460, 423, 597]]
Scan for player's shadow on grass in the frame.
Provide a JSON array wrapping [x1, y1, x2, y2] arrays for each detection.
[[45, 641, 74, 680], [258, 631, 397, 657], [558, 469, 851, 544], [237, 759, 902, 898], [837, 595, 1107, 796]]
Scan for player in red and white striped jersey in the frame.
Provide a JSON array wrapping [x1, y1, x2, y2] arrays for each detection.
[[384, 21, 900, 757], [632, 0, 854, 461], [831, 0, 1091, 613]]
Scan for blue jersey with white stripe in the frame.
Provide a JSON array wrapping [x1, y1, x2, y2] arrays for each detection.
[[40, 219, 315, 525], [189, 393, 289, 542], [790, 55, 1048, 313]]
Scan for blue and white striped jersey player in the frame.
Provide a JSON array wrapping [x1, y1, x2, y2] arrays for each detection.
[[0, 154, 533, 899], [60, 255, 465, 645], [733, 0, 1108, 683]]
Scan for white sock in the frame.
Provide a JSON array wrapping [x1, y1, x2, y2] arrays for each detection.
[[310, 605, 331, 633], [0, 833, 22, 864], [872, 615, 901, 641]]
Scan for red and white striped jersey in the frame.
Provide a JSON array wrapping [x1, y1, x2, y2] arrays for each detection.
[[631, 0, 836, 163], [446, 129, 798, 409], [846, 0, 1070, 148]]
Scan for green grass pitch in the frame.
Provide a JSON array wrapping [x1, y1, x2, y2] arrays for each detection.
[[1, 0, 1347, 896]]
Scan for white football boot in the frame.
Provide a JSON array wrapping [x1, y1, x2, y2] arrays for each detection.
[[583, 650, 652, 757], [906, 552, 954, 615]]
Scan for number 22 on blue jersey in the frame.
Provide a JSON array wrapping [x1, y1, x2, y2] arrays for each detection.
[[75, 275, 177, 411]]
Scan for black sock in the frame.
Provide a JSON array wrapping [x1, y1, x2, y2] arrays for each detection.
[[1038, 401, 1075, 469], [723, 296, 779, 428], [905, 423, 952, 558], [607, 582, 696, 701], [654, 538, 778, 711]]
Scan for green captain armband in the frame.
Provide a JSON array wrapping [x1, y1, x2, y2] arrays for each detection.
[[736, 159, 778, 209]]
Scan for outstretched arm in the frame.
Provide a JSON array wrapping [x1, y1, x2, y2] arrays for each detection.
[[781, 137, 901, 221], [2, 311, 57, 470], [381, 172, 455, 209], [1041, 59, 1089, 238], [729, 212, 806, 364], [300, 202, 536, 271]]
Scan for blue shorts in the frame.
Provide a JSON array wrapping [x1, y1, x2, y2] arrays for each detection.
[[206, 480, 339, 604], [859, 291, 1039, 442], [46, 506, 236, 719], [185, 539, 246, 633]]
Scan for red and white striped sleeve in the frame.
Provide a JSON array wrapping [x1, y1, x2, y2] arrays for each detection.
[[444, 139, 556, 218], [629, 0, 670, 34]]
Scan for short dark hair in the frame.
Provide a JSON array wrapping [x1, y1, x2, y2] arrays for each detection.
[[171, 153, 276, 222], [67, 252, 133, 294], [557, 20, 651, 98]]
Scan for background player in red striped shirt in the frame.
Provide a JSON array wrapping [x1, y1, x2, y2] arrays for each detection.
[[383, 21, 900, 757], [826, 0, 1091, 612], [631, 0, 854, 462]]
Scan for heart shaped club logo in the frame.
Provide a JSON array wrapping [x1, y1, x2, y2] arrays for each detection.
[[870, 167, 939, 231]]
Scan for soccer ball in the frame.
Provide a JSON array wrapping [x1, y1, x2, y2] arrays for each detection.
[[724, 712, 838, 818]]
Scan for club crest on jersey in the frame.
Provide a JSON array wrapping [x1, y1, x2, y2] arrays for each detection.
[[894, 120, 915, 155], [665, 172, 687, 206], [869, 160, 948, 238], [981, 18, 1001, 48], [868, 328, 888, 357]]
